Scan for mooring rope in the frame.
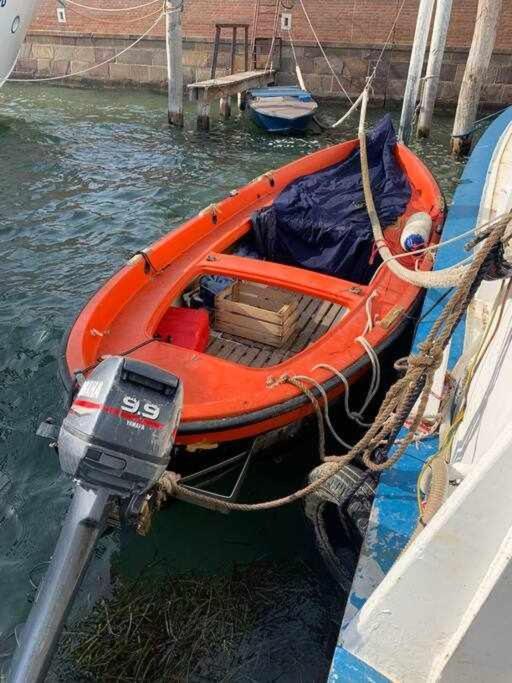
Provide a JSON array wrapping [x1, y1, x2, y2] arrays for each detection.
[[331, 0, 408, 128], [63, 0, 163, 11], [8, 10, 166, 83], [158, 208, 512, 513], [298, 0, 353, 104]]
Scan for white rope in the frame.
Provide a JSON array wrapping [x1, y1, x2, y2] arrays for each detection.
[[298, 0, 353, 104], [8, 11, 165, 83], [294, 374, 354, 450], [358, 87, 477, 289], [263, 0, 281, 73], [331, 0, 408, 128], [356, 336, 381, 413], [63, 0, 163, 11]]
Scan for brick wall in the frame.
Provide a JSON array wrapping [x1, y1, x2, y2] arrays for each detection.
[[29, 0, 512, 50]]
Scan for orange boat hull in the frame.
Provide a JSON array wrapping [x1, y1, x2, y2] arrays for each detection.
[[61, 138, 444, 449]]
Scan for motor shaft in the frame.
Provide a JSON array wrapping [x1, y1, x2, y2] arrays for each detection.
[[8, 484, 110, 683]]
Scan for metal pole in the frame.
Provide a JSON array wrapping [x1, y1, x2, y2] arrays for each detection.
[[166, 0, 184, 127], [8, 485, 110, 683], [451, 0, 502, 156], [398, 0, 435, 145], [417, 0, 454, 138]]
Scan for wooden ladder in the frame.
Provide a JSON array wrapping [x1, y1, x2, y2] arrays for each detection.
[[251, 0, 283, 69]]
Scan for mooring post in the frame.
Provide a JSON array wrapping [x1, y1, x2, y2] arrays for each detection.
[[398, 0, 435, 145], [417, 0, 454, 138], [451, 0, 502, 156], [197, 91, 210, 130], [220, 96, 232, 119], [166, 0, 184, 127]]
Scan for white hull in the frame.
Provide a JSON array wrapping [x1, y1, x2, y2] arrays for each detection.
[[0, 0, 40, 87]]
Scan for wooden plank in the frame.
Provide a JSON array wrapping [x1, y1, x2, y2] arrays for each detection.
[[290, 299, 332, 353], [217, 296, 283, 322], [187, 70, 276, 103], [216, 304, 299, 338], [240, 346, 262, 366], [282, 295, 321, 351]]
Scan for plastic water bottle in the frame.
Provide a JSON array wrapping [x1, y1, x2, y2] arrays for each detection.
[[400, 212, 432, 252]]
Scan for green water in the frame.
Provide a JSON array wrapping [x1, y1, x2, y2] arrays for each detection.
[[0, 83, 466, 680]]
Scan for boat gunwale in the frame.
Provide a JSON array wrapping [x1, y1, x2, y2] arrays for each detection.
[[60, 136, 444, 440]]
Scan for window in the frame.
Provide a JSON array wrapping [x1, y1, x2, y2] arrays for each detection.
[[57, 7, 66, 23]]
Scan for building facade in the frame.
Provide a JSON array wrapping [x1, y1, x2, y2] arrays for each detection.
[[14, 0, 512, 107]]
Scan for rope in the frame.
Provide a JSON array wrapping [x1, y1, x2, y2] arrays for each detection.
[[63, 0, 163, 11], [358, 87, 512, 289], [263, 0, 282, 73], [65, 4, 164, 25], [452, 106, 512, 140], [297, 0, 353, 104], [8, 11, 165, 83], [159, 209, 512, 512], [331, 0, 408, 127]]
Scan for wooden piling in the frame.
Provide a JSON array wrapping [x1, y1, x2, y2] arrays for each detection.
[[451, 0, 503, 156], [398, 0, 435, 145], [197, 93, 210, 130], [417, 0, 454, 138], [166, 0, 184, 127], [220, 96, 232, 119]]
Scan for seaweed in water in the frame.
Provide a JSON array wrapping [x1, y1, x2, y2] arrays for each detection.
[[56, 559, 343, 683]]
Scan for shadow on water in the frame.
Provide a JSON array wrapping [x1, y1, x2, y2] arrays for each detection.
[[0, 82, 468, 681]]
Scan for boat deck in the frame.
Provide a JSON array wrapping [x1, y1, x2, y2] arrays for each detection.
[[207, 294, 346, 367]]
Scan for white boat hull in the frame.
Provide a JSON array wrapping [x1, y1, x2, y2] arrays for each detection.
[[0, 0, 40, 87]]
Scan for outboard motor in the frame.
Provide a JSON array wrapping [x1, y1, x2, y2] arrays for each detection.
[[8, 356, 183, 683]]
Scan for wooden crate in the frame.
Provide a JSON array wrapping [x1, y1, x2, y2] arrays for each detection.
[[214, 281, 299, 348]]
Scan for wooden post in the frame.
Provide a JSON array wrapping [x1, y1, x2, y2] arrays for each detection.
[[230, 26, 237, 74], [210, 25, 221, 79], [244, 25, 249, 71], [197, 91, 210, 130], [417, 0, 454, 138], [451, 0, 503, 156], [398, 0, 435, 145], [166, 0, 184, 127], [220, 96, 232, 119]]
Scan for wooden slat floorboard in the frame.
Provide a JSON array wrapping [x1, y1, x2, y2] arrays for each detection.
[[207, 293, 345, 368]]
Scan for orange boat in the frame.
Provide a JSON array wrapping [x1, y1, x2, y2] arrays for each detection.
[[60, 118, 444, 464]]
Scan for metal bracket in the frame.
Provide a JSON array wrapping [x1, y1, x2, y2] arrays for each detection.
[[177, 443, 256, 513]]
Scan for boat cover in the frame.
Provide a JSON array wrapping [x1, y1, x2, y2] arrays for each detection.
[[251, 115, 411, 284]]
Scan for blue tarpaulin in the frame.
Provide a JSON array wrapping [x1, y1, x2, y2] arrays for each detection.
[[251, 115, 411, 284]]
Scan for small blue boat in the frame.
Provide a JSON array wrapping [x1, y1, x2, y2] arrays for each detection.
[[247, 85, 318, 133]]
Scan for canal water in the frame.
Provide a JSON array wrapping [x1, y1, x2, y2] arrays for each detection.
[[0, 83, 467, 681]]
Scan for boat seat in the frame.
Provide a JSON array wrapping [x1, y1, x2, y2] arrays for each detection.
[[198, 252, 367, 310]]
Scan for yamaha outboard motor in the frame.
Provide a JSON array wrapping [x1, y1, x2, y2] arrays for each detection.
[[8, 356, 183, 683]]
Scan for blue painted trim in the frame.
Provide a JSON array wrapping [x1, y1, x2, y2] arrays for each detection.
[[330, 106, 512, 680], [330, 648, 390, 683]]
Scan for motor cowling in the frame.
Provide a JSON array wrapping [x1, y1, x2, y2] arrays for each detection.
[[58, 356, 183, 497]]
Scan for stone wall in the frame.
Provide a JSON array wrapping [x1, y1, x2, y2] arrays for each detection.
[[13, 34, 512, 108]]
